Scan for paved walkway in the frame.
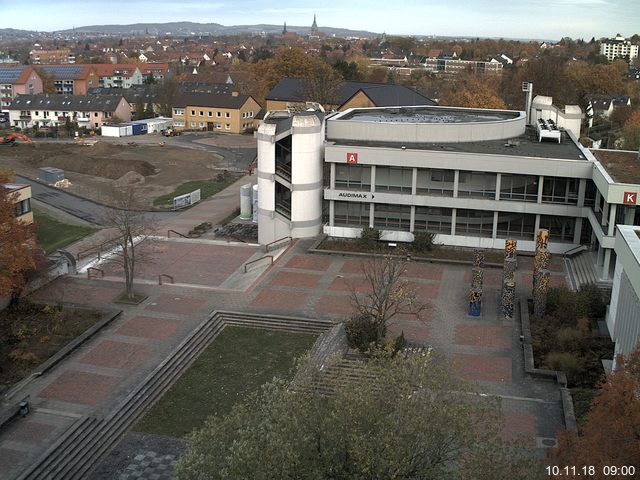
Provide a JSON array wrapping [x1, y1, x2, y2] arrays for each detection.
[[0, 184, 570, 479]]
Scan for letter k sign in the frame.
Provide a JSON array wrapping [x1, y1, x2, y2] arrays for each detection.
[[623, 192, 637, 205]]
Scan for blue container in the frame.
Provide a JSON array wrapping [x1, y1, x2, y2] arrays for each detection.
[[468, 299, 481, 317], [132, 123, 148, 135]]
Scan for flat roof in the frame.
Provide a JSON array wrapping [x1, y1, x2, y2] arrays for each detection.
[[330, 127, 587, 161], [338, 106, 519, 124], [589, 149, 640, 184]]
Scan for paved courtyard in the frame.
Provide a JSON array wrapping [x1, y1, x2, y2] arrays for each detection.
[[0, 180, 571, 479]]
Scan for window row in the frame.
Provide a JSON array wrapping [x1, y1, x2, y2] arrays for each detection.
[[332, 201, 576, 241], [189, 110, 231, 118], [333, 166, 581, 205]]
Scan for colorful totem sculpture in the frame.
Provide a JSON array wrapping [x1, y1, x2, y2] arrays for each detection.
[[533, 269, 551, 317], [501, 239, 517, 318], [468, 288, 482, 316], [468, 249, 485, 316]]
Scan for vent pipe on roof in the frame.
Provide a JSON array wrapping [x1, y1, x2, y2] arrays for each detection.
[[522, 82, 533, 125]]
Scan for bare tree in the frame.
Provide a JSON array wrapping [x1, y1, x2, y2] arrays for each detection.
[[349, 254, 428, 342], [101, 186, 156, 300]]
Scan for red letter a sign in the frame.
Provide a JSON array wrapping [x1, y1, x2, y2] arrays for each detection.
[[347, 152, 358, 164], [623, 192, 637, 205]]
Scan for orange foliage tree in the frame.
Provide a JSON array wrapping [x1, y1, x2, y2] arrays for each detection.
[[550, 345, 640, 479], [622, 109, 640, 151], [439, 74, 506, 110], [0, 170, 36, 300]]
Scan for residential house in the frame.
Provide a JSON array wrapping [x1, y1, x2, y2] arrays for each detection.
[[600, 34, 639, 62], [29, 48, 75, 64], [0, 66, 43, 110], [8, 94, 131, 130], [37, 65, 98, 94], [172, 92, 260, 133], [139, 63, 171, 82], [93, 64, 144, 89], [265, 78, 436, 112], [2, 183, 33, 225]]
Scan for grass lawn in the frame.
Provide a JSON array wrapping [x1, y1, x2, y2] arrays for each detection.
[[134, 326, 317, 438], [33, 209, 97, 253], [153, 172, 242, 208], [0, 301, 102, 394]]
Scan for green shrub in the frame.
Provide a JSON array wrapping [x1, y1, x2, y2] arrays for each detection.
[[412, 232, 435, 253], [360, 227, 381, 247], [577, 284, 608, 319], [545, 351, 583, 383], [345, 313, 380, 352], [555, 327, 588, 353]]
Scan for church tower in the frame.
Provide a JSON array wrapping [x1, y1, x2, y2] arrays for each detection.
[[282, 21, 287, 35], [310, 14, 318, 35]]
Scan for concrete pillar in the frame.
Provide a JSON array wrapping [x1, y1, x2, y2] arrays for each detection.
[[573, 217, 583, 244], [534, 214, 541, 239], [492, 211, 498, 239], [453, 170, 459, 198], [577, 179, 586, 207], [369, 202, 375, 227], [412, 167, 417, 196], [451, 208, 457, 236], [601, 200, 608, 227], [330, 162, 335, 189], [537, 175, 544, 203], [495, 173, 501, 201], [595, 189, 601, 212], [329, 200, 335, 227], [608, 203, 617, 236], [370, 165, 376, 193], [410, 205, 415, 232], [602, 248, 612, 280]]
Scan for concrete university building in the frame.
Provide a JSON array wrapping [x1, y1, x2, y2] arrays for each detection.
[[256, 104, 640, 289]]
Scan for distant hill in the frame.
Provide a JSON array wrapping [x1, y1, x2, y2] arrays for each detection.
[[56, 21, 378, 38]]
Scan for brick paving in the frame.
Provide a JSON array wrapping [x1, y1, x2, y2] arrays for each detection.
[[3, 421, 57, 444], [38, 371, 121, 406], [313, 293, 353, 316], [249, 289, 309, 311], [454, 324, 512, 349], [463, 268, 504, 287], [500, 411, 537, 443], [269, 271, 323, 289], [453, 353, 513, 383], [78, 340, 153, 370], [144, 293, 207, 315], [284, 255, 332, 271], [116, 316, 182, 340]]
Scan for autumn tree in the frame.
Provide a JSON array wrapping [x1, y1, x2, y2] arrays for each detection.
[[101, 186, 155, 300], [349, 254, 427, 345], [153, 77, 179, 117], [0, 170, 36, 302], [621, 109, 640, 150], [439, 74, 506, 110], [550, 345, 640, 479], [175, 350, 544, 480], [34, 67, 56, 94]]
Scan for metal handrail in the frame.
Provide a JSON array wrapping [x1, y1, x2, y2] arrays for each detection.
[[562, 244, 588, 258], [264, 236, 292, 253], [87, 267, 104, 279], [167, 229, 188, 238], [243, 255, 273, 273], [158, 274, 174, 285]]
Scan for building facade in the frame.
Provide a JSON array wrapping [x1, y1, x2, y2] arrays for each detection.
[[172, 92, 260, 133], [8, 94, 131, 130], [0, 67, 43, 110], [607, 225, 640, 368], [600, 34, 639, 62], [258, 105, 640, 284], [37, 65, 98, 95], [2, 183, 33, 225]]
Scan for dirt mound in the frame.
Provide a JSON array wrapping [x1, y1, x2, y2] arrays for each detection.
[[87, 141, 121, 156], [114, 170, 146, 187], [31, 155, 156, 180]]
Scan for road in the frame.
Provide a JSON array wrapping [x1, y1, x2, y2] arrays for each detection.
[[17, 175, 177, 226]]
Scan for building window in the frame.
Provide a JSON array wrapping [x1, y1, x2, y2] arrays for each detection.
[[584, 180, 597, 207], [539, 215, 575, 242], [174, 120, 185, 127], [335, 164, 371, 191], [94, 112, 99, 117], [414, 206, 452, 234], [199, 122, 205, 128], [499, 174, 538, 202], [416, 168, 454, 196], [375, 167, 413, 193], [456, 209, 494, 237], [15, 198, 31, 216], [208, 111, 213, 117], [373, 203, 411, 231], [457, 171, 496, 199], [225, 124, 230, 130], [334, 201, 370, 227], [199, 111, 204, 116], [216, 111, 221, 117], [225, 112, 230, 118], [542, 177, 579, 205], [173, 108, 184, 115], [190, 110, 196, 116], [496, 212, 536, 239], [191, 122, 197, 128]]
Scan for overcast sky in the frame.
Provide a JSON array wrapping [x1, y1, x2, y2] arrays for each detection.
[[3, 0, 639, 40]]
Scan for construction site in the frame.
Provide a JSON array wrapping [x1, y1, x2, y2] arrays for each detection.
[[0, 139, 233, 208]]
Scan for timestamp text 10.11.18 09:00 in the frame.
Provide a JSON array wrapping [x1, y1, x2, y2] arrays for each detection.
[[546, 465, 637, 476]]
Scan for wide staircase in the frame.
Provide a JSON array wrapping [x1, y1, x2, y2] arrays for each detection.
[[564, 250, 612, 292], [16, 311, 333, 480]]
